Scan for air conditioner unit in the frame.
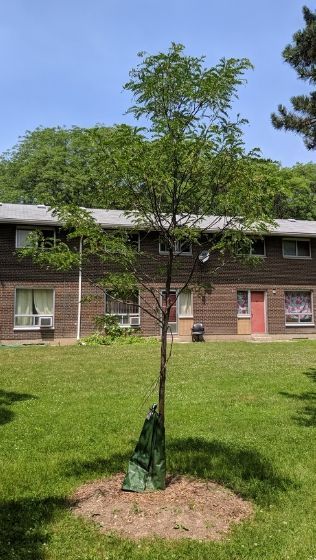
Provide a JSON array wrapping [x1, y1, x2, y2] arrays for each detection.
[[39, 316, 53, 328], [130, 316, 140, 326]]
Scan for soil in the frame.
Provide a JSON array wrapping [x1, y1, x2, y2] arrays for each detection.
[[70, 473, 253, 541]]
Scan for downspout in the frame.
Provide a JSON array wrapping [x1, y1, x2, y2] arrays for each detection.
[[76, 236, 83, 341]]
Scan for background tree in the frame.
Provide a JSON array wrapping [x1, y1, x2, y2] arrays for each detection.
[[0, 126, 129, 208], [271, 6, 316, 149], [250, 159, 316, 220]]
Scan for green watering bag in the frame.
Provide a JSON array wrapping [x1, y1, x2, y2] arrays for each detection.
[[122, 404, 166, 492]]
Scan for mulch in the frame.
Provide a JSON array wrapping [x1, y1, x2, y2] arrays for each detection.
[[70, 473, 253, 541]]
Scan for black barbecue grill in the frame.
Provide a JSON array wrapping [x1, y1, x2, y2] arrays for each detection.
[[191, 322, 205, 342]]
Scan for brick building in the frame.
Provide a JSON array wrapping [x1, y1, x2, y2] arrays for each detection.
[[1, 203, 316, 343]]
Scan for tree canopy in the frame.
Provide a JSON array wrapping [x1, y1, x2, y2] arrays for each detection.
[[271, 5, 316, 149], [20, 44, 282, 429], [0, 126, 129, 208]]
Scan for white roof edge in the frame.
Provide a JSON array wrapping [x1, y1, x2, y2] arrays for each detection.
[[0, 203, 316, 236]]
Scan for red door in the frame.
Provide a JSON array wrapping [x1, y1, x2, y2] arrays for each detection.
[[251, 292, 265, 333]]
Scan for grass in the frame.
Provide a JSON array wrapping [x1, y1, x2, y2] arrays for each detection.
[[0, 340, 315, 560]]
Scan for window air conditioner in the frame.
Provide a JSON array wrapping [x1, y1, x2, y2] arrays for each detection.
[[130, 316, 140, 326], [39, 316, 53, 328]]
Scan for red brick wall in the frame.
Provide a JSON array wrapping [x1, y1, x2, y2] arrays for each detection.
[[1, 224, 316, 340]]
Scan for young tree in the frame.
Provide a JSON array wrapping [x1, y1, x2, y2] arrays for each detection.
[[22, 44, 278, 488], [271, 6, 316, 149]]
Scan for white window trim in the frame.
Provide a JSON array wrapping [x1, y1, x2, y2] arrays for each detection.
[[282, 238, 311, 259], [285, 290, 314, 327], [15, 226, 56, 249], [14, 287, 55, 330], [159, 239, 192, 256], [105, 291, 140, 328], [237, 289, 251, 318]]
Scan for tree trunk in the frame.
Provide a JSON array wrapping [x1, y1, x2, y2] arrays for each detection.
[[158, 315, 169, 426]]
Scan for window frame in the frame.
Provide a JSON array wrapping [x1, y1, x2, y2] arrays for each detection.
[[127, 232, 140, 252], [14, 287, 55, 330], [15, 226, 56, 249], [284, 290, 314, 327], [105, 291, 140, 327], [282, 238, 311, 259], [159, 238, 192, 256]]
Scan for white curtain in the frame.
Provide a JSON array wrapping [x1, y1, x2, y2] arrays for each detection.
[[15, 289, 33, 326], [179, 290, 192, 317], [33, 290, 53, 315]]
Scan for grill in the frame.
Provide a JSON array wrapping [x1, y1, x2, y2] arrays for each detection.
[[191, 322, 205, 342]]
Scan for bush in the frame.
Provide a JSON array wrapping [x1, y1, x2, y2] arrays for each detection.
[[79, 333, 112, 346], [79, 332, 159, 346], [94, 314, 126, 340]]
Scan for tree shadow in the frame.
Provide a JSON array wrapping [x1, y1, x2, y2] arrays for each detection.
[[64, 438, 293, 506], [280, 368, 316, 427], [0, 496, 66, 560], [167, 438, 293, 505], [0, 389, 37, 426], [64, 451, 130, 478]]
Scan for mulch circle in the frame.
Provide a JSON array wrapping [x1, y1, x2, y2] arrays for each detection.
[[70, 473, 253, 541]]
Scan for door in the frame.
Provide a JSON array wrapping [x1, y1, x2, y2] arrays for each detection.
[[161, 291, 177, 333], [251, 291, 265, 333]]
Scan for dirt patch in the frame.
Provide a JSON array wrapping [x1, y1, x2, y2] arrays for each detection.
[[70, 473, 253, 541]]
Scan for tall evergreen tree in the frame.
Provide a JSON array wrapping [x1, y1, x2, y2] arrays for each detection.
[[271, 6, 316, 149]]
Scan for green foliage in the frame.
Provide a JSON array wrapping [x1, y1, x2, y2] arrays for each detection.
[[248, 159, 316, 220], [94, 314, 127, 339], [80, 329, 158, 346], [79, 332, 112, 345], [274, 162, 316, 219], [271, 6, 316, 149], [0, 125, 132, 207]]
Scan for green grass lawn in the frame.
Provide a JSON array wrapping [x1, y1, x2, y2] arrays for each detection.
[[0, 341, 315, 560]]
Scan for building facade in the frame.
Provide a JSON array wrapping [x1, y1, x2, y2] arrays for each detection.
[[1, 203, 316, 343]]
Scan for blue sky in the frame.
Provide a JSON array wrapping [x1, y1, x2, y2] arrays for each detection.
[[0, 0, 314, 166]]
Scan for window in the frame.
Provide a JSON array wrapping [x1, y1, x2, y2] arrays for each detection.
[[105, 292, 140, 326], [14, 288, 54, 329], [250, 238, 265, 256], [285, 291, 313, 325], [178, 290, 193, 317], [237, 290, 250, 316], [159, 238, 192, 255], [282, 238, 311, 258], [16, 227, 56, 249], [128, 233, 140, 252]]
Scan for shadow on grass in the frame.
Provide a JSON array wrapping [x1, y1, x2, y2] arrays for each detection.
[[0, 497, 66, 560], [0, 389, 38, 426], [64, 438, 293, 506], [64, 451, 130, 478], [280, 368, 316, 427], [167, 438, 293, 505]]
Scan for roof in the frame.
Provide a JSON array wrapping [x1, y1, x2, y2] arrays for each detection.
[[0, 203, 315, 237]]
